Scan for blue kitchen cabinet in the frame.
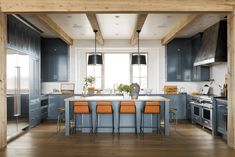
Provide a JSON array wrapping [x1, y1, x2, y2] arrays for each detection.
[[214, 98, 227, 138], [166, 35, 210, 82], [161, 93, 187, 119], [186, 95, 193, 120], [191, 33, 210, 81], [166, 39, 192, 82], [48, 95, 72, 119], [7, 15, 42, 128], [41, 38, 69, 82], [7, 15, 41, 59], [29, 98, 41, 128]]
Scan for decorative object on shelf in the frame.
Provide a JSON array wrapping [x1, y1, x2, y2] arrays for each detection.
[[60, 83, 75, 94], [84, 76, 96, 94], [117, 84, 132, 99], [164, 85, 178, 94], [130, 83, 140, 99], [131, 30, 146, 65], [88, 30, 103, 65]]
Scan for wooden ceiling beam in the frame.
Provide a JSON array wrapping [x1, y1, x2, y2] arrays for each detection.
[[161, 14, 200, 45], [130, 14, 148, 46], [34, 14, 73, 45], [86, 13, 104, 45], [0, 0, 233, 13]]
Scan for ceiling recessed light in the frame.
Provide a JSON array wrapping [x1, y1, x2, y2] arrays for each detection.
[[73, 24, 82, 28], [157, 25, 166, 28], [115, 15, 120, 18]]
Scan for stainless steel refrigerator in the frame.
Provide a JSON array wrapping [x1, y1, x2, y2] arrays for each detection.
[[7, 49, 29, 139]]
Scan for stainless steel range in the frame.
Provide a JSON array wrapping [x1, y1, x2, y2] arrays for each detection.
[[190, 95, 213, 130]]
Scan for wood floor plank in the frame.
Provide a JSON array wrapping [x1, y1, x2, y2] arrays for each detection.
[[0, 122, 235, 157]]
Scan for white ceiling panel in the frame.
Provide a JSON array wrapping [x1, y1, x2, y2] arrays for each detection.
[[48, 14, 94, 39], [176, 14, 226, 38], [141, 14, 188, 39], [21, 14, 57, 38], [96, 14, 137, 39], [20, 13, 227, 41]]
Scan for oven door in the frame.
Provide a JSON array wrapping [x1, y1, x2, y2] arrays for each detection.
[[201, 107, 212, 129], [190, 102, 201, 124]]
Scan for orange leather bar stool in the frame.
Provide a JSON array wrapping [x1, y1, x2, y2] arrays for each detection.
[[73, 101, 93, 133], [118, 101, 137, 134], [140, 101, 161, 134], [95, 101, 114, 133]]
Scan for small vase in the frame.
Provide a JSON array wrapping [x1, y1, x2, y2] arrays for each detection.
[[123, 92, 130, 99], [130, 83, 140, 99]]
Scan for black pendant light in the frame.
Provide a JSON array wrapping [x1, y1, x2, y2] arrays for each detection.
[[88, 30, 103, 65], [131, 30, 146, 65]]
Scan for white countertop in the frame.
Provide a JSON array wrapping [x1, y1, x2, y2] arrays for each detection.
[[64, 95, 171, 102]]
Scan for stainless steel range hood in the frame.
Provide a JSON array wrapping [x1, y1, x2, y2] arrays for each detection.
[[194, 20, 227, 66]]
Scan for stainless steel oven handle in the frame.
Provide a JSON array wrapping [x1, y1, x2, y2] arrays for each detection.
[[204, 120, 209, 124], [190, 101, 201, 106]]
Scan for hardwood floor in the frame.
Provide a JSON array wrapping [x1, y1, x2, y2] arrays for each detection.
[[0, 121, 235, 157]]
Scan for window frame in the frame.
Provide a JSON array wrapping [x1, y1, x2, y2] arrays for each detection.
[[130, 52, 148, 89], [86, 52, 148, 89], [86, 52, 104, 89]]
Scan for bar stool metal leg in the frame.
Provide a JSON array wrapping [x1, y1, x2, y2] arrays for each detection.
[[112, 112, 114, 134], [118, 112, 120, 134], [90, 113, 93, 133]]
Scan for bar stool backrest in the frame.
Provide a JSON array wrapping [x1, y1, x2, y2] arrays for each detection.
[[96, 101, 112, 114], [120, 101, 136, 113], [74, 101, 90, 114], [144, 101, 160, 114]]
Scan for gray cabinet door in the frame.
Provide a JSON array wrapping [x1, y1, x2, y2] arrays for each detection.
[[7, 15, 41, 58], [166, 39, 182, 81], [162, 94, 186, 119], [166, 39, 191, 82], [41, 38, 69, 82], [216, 99, 227, 135], [48, 95, 72, 119], [186, 95, 193, 120], [181, 40, 192, 81], [30, 59, 40, 99], [191, 33, 210, 81], [29, 98, 41, 128]]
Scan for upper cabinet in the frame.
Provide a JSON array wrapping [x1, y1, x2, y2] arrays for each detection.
[[7, 15, 41, 59], [166, 39, 192, 82], [191, 33, 210, 81], [41, 38, 69, 82], [166, 34, 210, 82]]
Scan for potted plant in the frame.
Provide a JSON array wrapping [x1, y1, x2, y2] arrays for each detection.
[[117, 84, 132, 99], [84, 76, 96, 94]]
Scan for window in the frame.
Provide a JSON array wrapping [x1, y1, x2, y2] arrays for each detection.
[[86, 54, 103, 89], [131, 53, 148, 89], [86, 53, 148, 90], [104, 54, 130, 89]]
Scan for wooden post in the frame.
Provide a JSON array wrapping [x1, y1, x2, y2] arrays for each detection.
[[227, 6, 235, 149], [0, 13, 7, 149]]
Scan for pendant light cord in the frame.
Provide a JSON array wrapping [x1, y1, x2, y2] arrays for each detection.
[[94, 30, 97, 55], [137, 30, 140, 55]]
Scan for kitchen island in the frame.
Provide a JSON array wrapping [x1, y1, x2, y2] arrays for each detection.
[[64, 96, 171, 136]]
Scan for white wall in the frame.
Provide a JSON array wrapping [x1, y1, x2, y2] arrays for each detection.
[[42, 39, 226, 95], [209, 63, 228, 96]]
